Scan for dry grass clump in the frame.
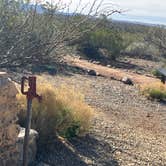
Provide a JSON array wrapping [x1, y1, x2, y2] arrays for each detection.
[[17, 81, 93, 143], [140, 82, 166, 101]]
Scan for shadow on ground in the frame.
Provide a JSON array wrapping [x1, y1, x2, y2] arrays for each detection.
[[69, 135, 119, 166], [5, 62, 88, 84], [109, 60, 145, 72], [121, 53, 160, 62], [34, 134, 118, 166]]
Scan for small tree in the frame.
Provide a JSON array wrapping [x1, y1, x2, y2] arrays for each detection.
[[145, 26, 166, 58], [77, 17, 127, 60]]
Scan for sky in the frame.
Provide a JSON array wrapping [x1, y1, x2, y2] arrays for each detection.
[[110, 0, 166, 25], [34, 0, 166, 25], [61, 0, 166, 25]]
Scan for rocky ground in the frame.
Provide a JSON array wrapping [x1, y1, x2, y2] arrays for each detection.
[[9, 55, 166, 166], [34, 71, 166, 166], [114, 56, 163, 75]]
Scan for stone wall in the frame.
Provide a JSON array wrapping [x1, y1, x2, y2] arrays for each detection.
[[0, 72, 20, 166]]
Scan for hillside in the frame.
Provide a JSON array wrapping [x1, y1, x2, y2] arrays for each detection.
[[28, 54, 166, 166], [5, 51, 165, 165], [1, 1, 166, 166]]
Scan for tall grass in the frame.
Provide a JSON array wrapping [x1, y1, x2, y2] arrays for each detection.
[[17, 81, 93, 144]]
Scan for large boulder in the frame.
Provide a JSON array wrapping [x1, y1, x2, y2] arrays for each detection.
[[17, 128, 38, 165], [0, 72, 39, 166], [0, 72, 20, 166]]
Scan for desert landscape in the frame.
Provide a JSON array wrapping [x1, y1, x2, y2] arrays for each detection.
[[0, 0, 166, 166]]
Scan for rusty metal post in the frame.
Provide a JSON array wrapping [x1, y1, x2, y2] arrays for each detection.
[[21, 76, 41, 166], [23, 99, 32, 166]]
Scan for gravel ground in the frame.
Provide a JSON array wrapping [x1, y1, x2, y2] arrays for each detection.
[[117, 57, 163, 75], [34, 73, 166, 166]]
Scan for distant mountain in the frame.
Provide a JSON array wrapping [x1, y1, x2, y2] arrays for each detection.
[[112, 19, 160, 27], [21, 3, 76, 16], [21, 3, 44, 13], [107, 19, 163, 34], [21, 3, 164, 33]]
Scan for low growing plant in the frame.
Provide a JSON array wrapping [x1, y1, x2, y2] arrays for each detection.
[[17, 81, 93, 144], [152, 69, 162, 78], [140, 82, 166, 101]]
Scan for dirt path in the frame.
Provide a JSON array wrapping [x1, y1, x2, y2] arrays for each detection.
[[66, 56, 161, 85]]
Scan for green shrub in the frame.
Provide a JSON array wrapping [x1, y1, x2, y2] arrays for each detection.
[[78, 42, 100, 59], [152, 69, 162, 78], [78, 29, 127, 60], [32, 65, 57, 75], [149, 89, 166, 99], [17, 81, 93, 144], [140, 83, 166, 101]]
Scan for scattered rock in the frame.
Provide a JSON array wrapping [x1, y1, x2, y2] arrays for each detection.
[[88, 70, 98, 76], [107, 65, 111, 68], [136, 70, 143, 75], [32, 73, 166, 165], [88, 60, 93, 63], [92, 61, 100, 65], [121, 76, 133, 85], [145, 74, 153, 78]]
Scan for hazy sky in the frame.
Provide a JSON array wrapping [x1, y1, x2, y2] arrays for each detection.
[[111, 0, 165, 17], [110, 0, 166, 24], [64, 0, 166, 25], [36, 0, 166, 25]]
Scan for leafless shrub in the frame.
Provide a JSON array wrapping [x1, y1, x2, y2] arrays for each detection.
[[0, 0, 121, 68]]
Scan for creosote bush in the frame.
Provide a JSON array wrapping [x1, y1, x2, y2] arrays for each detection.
[[152, 69, 163, 78], [17, 81, 93, 144], [77, 28, 127, 60], [140, 83, 166, 101]]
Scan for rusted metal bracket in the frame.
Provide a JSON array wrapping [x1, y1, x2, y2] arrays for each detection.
[[21, 76, 42, 101]]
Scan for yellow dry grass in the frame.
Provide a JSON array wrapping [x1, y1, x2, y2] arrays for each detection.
[[17, 78, 93, 141]]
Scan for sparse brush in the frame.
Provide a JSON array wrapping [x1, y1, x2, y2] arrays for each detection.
[[140, 82, 166, 101], [152, 69, 162, 78], [17, 80, 93, 145]]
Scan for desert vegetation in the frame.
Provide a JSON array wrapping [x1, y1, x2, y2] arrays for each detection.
[[0, 0, 165, 69], [140, 83, 166, 101], [1, 0, 166, 165], [0, 0, 120, 69], [17, 81, 93, 144]]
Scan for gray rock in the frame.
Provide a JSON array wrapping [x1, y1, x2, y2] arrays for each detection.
[[136, 70, 143, 74], [88, 70, 98, 76], [17, 127, 38, 165], [107, 65, 111, 68], [121, 76, 133, 85], [92, 61, 100, 64]]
